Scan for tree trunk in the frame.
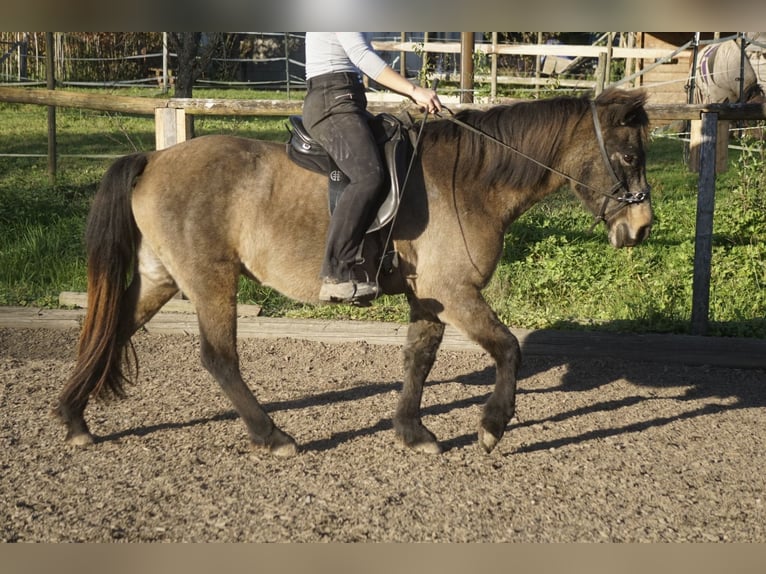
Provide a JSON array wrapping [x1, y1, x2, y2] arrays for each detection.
[[169, 32, 201, 138]]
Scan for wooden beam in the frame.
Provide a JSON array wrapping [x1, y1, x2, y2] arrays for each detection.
[[0, 86, 159, 114], [3, 87, 765, 123], [372, 41, 690, 60], [645, 101, 766, 122], [4, 303, 766, 369], [167, 97, 304, 116], [58, 291, 261, 316]]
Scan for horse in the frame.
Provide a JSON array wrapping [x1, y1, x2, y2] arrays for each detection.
[[692, 39, 765, 105], [54, 87, 653, 457]]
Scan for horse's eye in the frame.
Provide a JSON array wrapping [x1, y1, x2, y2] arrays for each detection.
[[622, 154, 635, 165]]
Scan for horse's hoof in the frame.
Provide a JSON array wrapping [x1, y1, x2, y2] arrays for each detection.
[[65, 431, 95, 447], [411, 440, 442, 455], [270, 441, 299, 458], [252, 429, 298, 458], [478, 427, 499, 453], [395, 433, 442, 454]]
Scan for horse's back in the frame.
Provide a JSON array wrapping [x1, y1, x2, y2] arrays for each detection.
[[133, 134, 318, 229], [137, 135, 283, 200]]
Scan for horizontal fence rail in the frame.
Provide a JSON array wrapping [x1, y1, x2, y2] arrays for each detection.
[[3, 86, 766, 121]]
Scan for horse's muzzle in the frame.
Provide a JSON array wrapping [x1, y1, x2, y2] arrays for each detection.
[[609, 220, 652, 248]]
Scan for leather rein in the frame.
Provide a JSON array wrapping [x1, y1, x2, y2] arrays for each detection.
[[435, 99, 649, 232]]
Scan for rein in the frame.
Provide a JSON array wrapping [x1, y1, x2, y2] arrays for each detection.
[[436, 100, 648, 232]]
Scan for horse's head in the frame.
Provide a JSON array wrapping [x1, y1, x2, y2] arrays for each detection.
[[574, 88, 653, 248]]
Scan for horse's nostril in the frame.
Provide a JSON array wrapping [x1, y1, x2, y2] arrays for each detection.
[[637, 224, 652, 242]]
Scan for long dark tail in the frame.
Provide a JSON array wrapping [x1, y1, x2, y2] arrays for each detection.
[[58, 153, 149, 407]]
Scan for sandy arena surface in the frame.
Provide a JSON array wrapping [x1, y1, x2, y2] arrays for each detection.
[[1, 323, 765, 542]]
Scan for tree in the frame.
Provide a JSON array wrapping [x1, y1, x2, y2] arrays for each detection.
[[166, 32, 229, 137]]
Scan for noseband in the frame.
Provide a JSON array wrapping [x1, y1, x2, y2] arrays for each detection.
[[438, 99, 649, 231]]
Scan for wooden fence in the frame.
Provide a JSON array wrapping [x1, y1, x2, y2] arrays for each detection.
[[1, 86, 765, 336], [373, 36, 685, 93], [2, 32, 685, 93]]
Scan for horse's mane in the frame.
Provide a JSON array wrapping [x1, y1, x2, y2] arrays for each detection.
[[424, 94, 592, 190], [746, 82, 765, 103]]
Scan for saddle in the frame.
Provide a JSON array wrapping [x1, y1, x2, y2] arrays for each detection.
[[286, 112, 414, 233]]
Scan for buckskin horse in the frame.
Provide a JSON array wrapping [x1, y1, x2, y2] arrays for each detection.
[[55, 87, 653, 457]]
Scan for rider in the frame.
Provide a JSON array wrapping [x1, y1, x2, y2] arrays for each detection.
[[303, 32, 442, 303]]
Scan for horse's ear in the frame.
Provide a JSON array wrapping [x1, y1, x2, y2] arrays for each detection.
[[597, 88, 649, 127], [621, 89, 649, 126]]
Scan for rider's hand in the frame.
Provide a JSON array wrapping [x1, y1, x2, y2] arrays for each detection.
[[410, 85, 442, 114]]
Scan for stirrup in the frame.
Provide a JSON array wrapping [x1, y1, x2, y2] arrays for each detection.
[[319, 278, 379, 305]]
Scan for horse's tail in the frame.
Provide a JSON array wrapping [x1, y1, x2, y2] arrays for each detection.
[[58, 153, 149, 408]]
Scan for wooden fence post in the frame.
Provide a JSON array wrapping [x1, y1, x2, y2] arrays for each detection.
[[688, 118, 729, 173], [691, 111, 718, 336], [534, 32, 542, 97], [154, 106, 188, 300], [460, 32, 474, 104], [155, 107, 186, 150], [490, 32, 497, 101], [594, 53, 607, 95]]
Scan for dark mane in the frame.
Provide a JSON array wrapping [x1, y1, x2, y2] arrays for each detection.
[[746, 83, 765, 103], [424, 94, 592, 190]]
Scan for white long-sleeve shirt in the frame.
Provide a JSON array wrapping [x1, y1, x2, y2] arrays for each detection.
[[305, 32, 388, 81]]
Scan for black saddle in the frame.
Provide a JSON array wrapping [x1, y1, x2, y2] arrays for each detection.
[[286, 112, 414, 233]]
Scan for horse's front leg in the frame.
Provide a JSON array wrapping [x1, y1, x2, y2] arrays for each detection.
[[443, 292, 521, 453], [476, 322, 521, 453], [394, 297, 445, 454]]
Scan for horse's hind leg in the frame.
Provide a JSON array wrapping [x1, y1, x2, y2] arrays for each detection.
[[184, 266, 297, 457], [55, 248, 179, 445], [394, 296, 445, 454], [123, 245, 181, 330]]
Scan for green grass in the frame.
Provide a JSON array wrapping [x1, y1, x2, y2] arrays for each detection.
[[1, 90, 764, 337]]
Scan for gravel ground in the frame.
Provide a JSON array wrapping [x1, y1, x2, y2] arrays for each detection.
[[1, 326, 765, 542]]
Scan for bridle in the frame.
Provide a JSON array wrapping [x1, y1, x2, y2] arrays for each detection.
[[435, 99, 649, 232], [587, 100, 649, 231]]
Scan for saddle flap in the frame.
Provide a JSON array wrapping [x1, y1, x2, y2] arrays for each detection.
[[367, 113, 413, 232], [285, 112, 413, 233]]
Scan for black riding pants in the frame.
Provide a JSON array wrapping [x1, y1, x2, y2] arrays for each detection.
[[302, 72, 386, 280]]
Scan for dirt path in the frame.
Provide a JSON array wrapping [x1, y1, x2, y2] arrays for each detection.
[[1, 322, 765, 542]]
